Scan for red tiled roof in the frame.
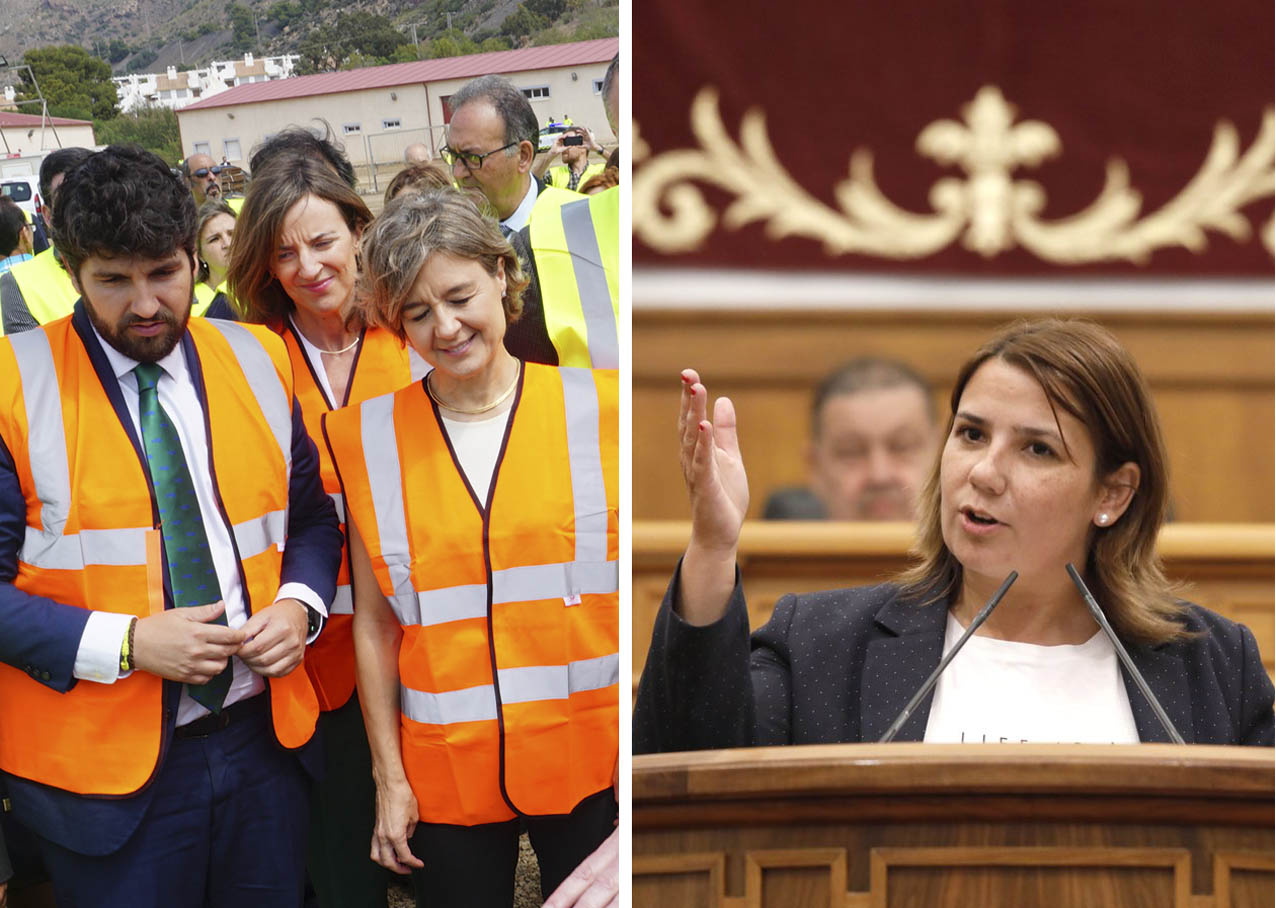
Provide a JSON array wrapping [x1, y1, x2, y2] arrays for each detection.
[[0, 111, 93, 127], [179, 38, 617, 112]]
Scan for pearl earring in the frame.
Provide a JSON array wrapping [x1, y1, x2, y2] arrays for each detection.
[[1097, 513, 1110, 526]]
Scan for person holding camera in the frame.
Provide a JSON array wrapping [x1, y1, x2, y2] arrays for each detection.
[[541, 127, 607, 193]]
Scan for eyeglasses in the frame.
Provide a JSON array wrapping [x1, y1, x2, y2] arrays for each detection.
[[440, 142, 518, 171], [191, 166, 228, 179]]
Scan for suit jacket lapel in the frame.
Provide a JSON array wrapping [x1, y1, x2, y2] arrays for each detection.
[[1122, 641, 1193, 743], [860, 593, 949, 742]]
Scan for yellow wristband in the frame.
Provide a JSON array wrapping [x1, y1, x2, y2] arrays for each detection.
[[120, 616, 137, 673]]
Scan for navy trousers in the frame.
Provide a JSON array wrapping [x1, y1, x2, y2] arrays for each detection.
[[35, 701, 309, 908]]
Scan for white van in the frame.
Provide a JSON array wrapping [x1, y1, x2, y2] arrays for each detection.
[[0, 178, 38, 224]]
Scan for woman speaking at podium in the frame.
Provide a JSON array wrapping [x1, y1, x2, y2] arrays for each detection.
[[634, 319, 1273, 752]]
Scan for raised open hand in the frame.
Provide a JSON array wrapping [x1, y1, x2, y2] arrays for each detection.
[[679, 369, 749, 554], [676, 369, 749, 625]]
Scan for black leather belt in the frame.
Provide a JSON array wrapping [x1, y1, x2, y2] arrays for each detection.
[[175, 693, 268, 738]]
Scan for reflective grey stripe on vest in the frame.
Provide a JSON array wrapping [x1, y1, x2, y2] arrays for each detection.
[[400, 682, 497, 726], [408, 348, 431, 383], [413, 556, 619, 627], [400, 652, 619, 726], [205, 321, 291, 470], [21, 524, 150, 570], [360, 393, 419, 626], [498, 652, 619, 705], [559, 368, 609, 565], [560, 197, 618, 369], [330, 583, 353, 616], [233, 508, 286, 558], [328, 491, 345, 523], [10, 329, 71, 543]]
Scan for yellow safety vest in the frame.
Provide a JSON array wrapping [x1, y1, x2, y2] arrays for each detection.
[[529, 186, 619, 369], [7, 247, 78, 325], [546, 162, 605, 192]]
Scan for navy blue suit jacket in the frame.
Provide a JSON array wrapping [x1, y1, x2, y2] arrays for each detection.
[[0, 304, 342, 855], [634, 565, 1275, 753]]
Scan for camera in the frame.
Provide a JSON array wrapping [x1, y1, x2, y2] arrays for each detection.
[[563, 135, 585, 146]]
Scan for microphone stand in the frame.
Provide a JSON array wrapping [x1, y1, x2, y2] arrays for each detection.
[[1065, 563, 1185, 745], [878, 570, 1018, 743]]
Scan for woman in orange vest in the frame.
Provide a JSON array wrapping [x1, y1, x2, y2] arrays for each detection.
[[323, 189, 619, 907], [226, 153, 426, 908]]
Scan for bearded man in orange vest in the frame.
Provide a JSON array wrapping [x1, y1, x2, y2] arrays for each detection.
[[0, 146, 342, 907]]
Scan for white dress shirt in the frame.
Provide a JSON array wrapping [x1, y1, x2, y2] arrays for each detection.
[[500, 177, 539, 234], [73, 326, 325, 726]]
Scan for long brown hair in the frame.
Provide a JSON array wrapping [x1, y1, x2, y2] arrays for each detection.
[[227, 155, 371, 323], [898, 318, 1187, 645]]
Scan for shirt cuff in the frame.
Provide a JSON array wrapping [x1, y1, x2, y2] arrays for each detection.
[[276, 582, 326, 644], [74, 611, 135, 683]]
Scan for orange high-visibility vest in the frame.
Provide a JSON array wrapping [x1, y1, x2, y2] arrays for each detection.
[[280, 322, 427, 712], [324, 363, 618, 825], [0, 317, 319, 796]]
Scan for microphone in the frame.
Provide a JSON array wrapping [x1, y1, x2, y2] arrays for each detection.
[[878, 570, 1018, 743], [1065, 563, 1185, 744]]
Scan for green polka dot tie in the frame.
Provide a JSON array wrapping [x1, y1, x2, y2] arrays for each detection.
[[135, 362, 231, 713]]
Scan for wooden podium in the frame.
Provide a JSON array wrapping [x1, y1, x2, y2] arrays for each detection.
[[633, 744, 1274, 908]]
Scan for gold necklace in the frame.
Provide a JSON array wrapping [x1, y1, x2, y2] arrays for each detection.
[[426, 367, 519, 415]]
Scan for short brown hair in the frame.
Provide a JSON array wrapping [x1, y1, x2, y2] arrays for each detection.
[[383, 162, 453, 206], [899, 318, 1186, 645], [227, 155, 371, 323], [357, 189, 527, 342]]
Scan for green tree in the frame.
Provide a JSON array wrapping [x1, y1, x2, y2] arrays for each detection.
[[501, 5, 547, 40], [228, 3, 256, 52], [296, 12, 409, 72], [391, 43, 422, 63], [17, 45, 119, 121], [525, 0, 566, 21], [339, 11, 410, 59], [95, 107, 182, 164], [479, 36, 511, 52]]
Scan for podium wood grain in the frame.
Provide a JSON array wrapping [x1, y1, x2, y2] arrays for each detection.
[[632, 744, 1275, 908]]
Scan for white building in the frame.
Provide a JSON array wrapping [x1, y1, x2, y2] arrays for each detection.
[[0, 111, 96, 157], [176, 39, 617, 187], [113, 54, 300, 114]]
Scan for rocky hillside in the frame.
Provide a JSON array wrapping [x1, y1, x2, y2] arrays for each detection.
[[0, 0, 536, 76]]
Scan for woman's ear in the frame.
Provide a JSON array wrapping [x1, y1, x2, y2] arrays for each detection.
[[1094, 462, 1140, 527], [495, 256, 506, 297]]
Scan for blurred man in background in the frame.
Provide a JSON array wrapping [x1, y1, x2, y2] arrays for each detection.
[[765, 357, 940, 521]]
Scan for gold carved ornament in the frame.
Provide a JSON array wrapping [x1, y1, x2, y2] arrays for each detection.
[[632, 86, 1275, 263]]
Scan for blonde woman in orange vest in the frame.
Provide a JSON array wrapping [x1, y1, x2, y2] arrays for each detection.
[[227, 153, 428, 908], [323, 189, 619, 907]]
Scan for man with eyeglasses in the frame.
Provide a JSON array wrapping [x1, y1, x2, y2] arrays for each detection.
[[183, 153, 226, 206], [443, 73, 619, 371]]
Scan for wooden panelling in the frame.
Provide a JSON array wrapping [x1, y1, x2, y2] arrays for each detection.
[[632, 521, 1276, 690], [869, 847, 1190, 908], [633, 309, 1274, 522], [1214, 852, 1276, 908], [632, 853, 726, 908], [745, 849, 846, 908], [632, 745, 1275, 908]]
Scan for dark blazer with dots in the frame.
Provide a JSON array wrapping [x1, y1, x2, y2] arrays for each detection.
[[633, 566, 1274, 753]]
